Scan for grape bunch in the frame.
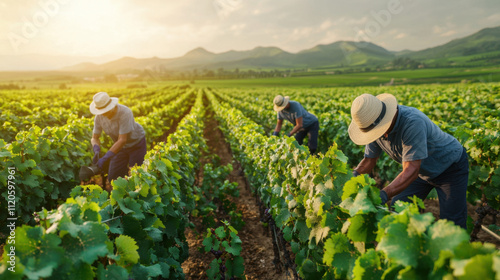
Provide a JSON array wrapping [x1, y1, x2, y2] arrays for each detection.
[[219, 263, 226, 280], [210, 248, 223, 259], [261, 208, 272, 223]]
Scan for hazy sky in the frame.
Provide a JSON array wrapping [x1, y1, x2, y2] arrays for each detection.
[[1, 0, 500, 59]]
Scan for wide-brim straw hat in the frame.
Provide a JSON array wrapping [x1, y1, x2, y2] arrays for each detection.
[[348, 93, 398, 145], [273, 95, 290, 112], [90, 92, 119, 115]]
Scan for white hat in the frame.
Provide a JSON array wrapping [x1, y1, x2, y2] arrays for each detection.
[[348, 93, 398, 145], [89, 92, 119, 115], [273, 95, 290, 112]]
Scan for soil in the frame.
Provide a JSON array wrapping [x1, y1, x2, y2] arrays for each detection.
[[424, 199, 500, 248], [181, 109, 291, 280]]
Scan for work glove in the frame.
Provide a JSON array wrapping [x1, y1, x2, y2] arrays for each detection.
[[92, 145, 100, 164], [380, 190, 388, 205], [352, 170, 360, 177], [97, 150, 115, 169], [272, 131, 279, 137], [287, 132, 292, 137]]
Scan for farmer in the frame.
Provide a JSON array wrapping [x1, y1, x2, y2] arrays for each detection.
[[90, 91, 147, 182], [348, 93, 468, 229], [272, 95, 319, 155]]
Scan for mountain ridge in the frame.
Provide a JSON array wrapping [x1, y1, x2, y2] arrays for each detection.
[[60, 25, 500, 72]]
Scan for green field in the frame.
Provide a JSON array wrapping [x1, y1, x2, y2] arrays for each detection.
[[1, 67, 500, 90], [193, 67, 500, 88]]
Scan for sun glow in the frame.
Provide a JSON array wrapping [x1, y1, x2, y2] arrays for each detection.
[[43, 0, 134, 56]]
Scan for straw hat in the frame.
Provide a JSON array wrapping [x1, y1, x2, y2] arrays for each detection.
[[90, 92, 119, 115], [273, 95, 290, 112], [348, 93, 398, 145]]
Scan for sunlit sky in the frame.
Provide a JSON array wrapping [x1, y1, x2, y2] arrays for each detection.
[[1, 0, 500, 62]]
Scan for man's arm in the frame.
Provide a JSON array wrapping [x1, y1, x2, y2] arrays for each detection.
[[354, 157, 378, 175], [382, 160, 421, 198], [274, 119, 284, 134], [108, 133, 128, 154], [91, 133, 101, 147], [288, 116, 303, 136]]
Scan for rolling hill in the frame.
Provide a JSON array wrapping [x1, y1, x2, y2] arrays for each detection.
[[63, 25, 500, 72], [404, 26, 500, 59]]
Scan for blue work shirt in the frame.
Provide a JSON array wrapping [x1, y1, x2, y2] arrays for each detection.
[[364, 105, 463, 180], [277, 101, 318, 128]]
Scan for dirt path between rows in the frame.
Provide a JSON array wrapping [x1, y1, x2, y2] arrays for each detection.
[[182, 108, 289, 279]]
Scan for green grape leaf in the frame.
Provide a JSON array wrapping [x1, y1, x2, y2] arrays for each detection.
[[232, 255, 245, 277], [168, 246, 180, 260], [323, 233, 350, 265], [294, 220, 311, 243], [215, 226, 226, 239], [202, 235, 214, 252], [283, 226, 293, 242], [452, 254, 495, 279], [426, 219, 469, 260], [347, 214, 377, 243], [299, 259, 323, 280], [115, 235, 140, 266], [353, 249, 384, 280], [15, 226, 64, 279], [96, 264, 128, 280], [63, 222, 110, 264], [67, 261, 94, 280], [377, 223, 420, 267], [207, 259, 219, 279], [341, 185, 378, 216]]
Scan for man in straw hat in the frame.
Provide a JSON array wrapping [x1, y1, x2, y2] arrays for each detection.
[[272, 95, 319, 155], [90, 92, 147, 183], [348, 93, 468, 229]]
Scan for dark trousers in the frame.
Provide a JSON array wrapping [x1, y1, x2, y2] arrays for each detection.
[[108, 137, 147, 181], [391, 147, 469, 229], [295, 121, 319, 155]]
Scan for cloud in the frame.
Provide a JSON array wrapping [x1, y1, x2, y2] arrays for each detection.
[[212, 0, 244, 18], [1, 0, 500, 59], [440, 30, 458, 37], [432, 23, 458, 38], [320, 20, 333, 31], [486, 13, 500, 22], [395, 33, 407, 39]]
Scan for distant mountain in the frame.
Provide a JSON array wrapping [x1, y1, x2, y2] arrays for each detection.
[[293, 41, 394, 67], [0, 54, 119, 71], [403, 26, 500, 59], [61, 25, 500, 72], [63, 46, 294, 71], [62, 41, 394, 72]]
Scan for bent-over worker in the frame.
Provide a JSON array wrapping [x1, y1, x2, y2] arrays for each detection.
[[90, 91, 147, 183], [272, 95, 319, 155], [349, 93, 468, 229]]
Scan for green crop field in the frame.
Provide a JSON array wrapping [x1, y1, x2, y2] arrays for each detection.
[[2, 66, 500, 90], [191, 67, 500, 88], [0, 82, 499, 279]]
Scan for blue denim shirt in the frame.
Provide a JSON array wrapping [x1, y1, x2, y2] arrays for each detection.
[[365, 105, 463, 180], [277, 101, 318, 128]]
